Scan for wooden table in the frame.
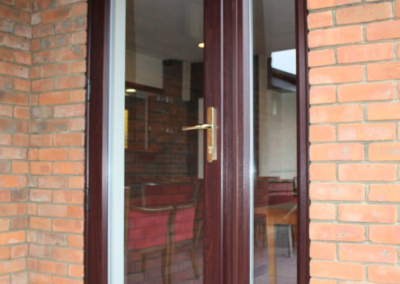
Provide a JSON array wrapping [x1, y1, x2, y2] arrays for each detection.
[[255, 202, 297, 284]]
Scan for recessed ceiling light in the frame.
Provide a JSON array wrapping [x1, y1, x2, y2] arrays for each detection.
[[126, 88, 136, 93], [198, 42, 205, 48]]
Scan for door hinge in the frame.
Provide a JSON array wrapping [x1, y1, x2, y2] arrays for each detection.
[[87, 79, 91, 102], [85, 187, 90, 212]]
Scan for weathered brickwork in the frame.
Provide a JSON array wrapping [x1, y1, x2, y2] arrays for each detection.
[[308, 0, 400, 283], [0, 0, 87, 283]]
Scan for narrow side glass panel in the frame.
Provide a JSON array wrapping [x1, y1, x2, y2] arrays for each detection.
[[252, 0, 298, 283]]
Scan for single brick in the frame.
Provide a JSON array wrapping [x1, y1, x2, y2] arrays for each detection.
[[369, 143, 400, 161], [308, 26, 362, 48], [367, 20, 400, 41], [310, 65, 363, 85], [338, 83, 394, 102], [310, 125, 335, 142], [0, 6, 31, 24], [30, 162, 52, 175], [369, 184, 400, 202], [310, 242, 336, 260], [370, 225, 400, 244], [338, 123, 395, 141], [30, 189, 52, 202], [339, 204, 396, 223], [368, 62, 400, 81], [32, 79, 54, 92], [39, 149, 68, 161], [310, 183, 365, 201], [339, 164, 396, 182], [310, 164, 336, 181], [310, 143, 364, 161], [68, 205, 83, 218], [39, 91, 69, 105], [37, 260, 66, 276], [368, 103, 400, 121], [310, 105, 363, 123], [53, 247, 83, 264], [38, 204, 67, 217], [310, 86, 336, 105], [52, 219, 83, 233], [310, 203, 336, 220], [42, 7, 71, 23], [0, 259, 26, 275], [308, 0, 361, 10], [54, 104, 85, 118], [368, 265, 400, 284], [53, 162, 84, 175], [38, 176, 67, 189], [309, 49, 335, 67], [54, 75, 85, 90], [337, 43, 393, 64], [67, 235, 83, 248], [310, 260, 364, 281], [396, 1, 400, 18], [71, 3, 87, 17], [40, 63, 68, 78], [34, 0, 56, 12], [310, 223, 365, 242], [339, 244, 396, 263], [336, 3, 392, 25], [308, 11, 333, 29], [55, 45, 86, 62], [14, 78, 31, 92], [54, 133, 84, 146]]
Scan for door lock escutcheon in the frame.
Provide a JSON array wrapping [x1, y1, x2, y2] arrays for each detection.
[[182, 107, 217, 163]]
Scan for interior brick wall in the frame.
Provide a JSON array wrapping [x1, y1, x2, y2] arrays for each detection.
[[0, 0, 87, 283], [308, 0, 400, 283]]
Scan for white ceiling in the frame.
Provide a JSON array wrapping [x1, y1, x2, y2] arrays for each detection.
[[126, 0, 296, 62]]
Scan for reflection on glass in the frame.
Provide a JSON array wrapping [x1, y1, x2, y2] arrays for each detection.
[[252, 0, 297, 283], [124, 0, 204, 283]]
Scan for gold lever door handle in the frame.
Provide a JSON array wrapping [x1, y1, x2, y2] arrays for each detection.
[[182, 107, 217, 163], [182, 124, 212, 131]]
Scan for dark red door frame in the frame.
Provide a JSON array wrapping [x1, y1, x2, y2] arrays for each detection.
[[84, 0, 310, 283], [296, 1, 311, 284], [85, 0, 110, 283]]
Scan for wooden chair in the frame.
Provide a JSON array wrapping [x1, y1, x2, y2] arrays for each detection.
[[254, 180, 297, 256], [125, 206, 175, 284], [168, 203, 200, 283], [126, 182, 202, 282]]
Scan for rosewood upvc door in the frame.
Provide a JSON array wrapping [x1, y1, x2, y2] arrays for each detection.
[[86, 0, 309, 283]]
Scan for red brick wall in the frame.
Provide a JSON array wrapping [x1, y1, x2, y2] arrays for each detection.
[[0, 0, 33, 282], [1, 0, 400, 283], [308, 0, 400, 283], [0, 0, 87, 282]]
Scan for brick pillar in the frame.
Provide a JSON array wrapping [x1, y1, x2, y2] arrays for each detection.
[[28, 0, 87, 283], [0, 0, 32, 282], [308, 0, 400, 283], [0, 0, 87, 282]]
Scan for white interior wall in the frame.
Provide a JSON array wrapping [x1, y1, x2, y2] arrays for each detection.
[[125, 51, 163, 89]]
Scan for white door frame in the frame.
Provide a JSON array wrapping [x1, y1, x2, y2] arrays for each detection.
[[108, 0, 126, 282]]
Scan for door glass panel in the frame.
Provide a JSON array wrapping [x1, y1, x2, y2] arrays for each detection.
[[252, 0, 298, 283], [124, 0, 204, 283]]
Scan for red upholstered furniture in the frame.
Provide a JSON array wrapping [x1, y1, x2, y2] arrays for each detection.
[[125, 182, 201, 283], [169, 203, 200, 283], [126, 206, 175, 284]]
